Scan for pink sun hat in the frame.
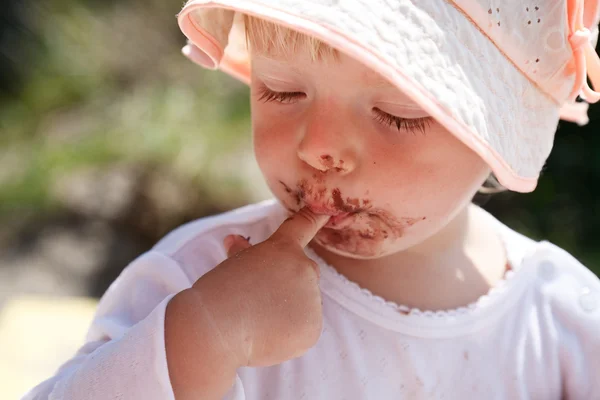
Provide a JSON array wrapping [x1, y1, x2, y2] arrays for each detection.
[[176, 0, 600, 193]]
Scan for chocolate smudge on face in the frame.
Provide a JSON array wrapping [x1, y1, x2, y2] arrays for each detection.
[[326, 229, 352, 245], [312, 173, 326, 184], [320, 155, 334, 169], [280, 180, 426, 257], [299, 179, 328, 204], [319, 155, 348, 173], [347, 197, 360, 208], [280, 180, 303, 205], [318, 227, 383, 257], [332, 188, 356, 213], [297, 187, 305, 205], [402, 216, 427, 227], [279, 180, 292, 194], [359, 232, 376, 239]]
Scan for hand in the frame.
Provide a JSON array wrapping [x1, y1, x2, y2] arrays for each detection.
[[190, 207, 330, 368]]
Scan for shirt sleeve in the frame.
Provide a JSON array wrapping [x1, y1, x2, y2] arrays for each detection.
[[21, 250, 192, 400], [560, 291, 600, 399], [550, 252, 600, 399]]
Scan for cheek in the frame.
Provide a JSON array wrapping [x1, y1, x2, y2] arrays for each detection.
[[367, 125, 488, 213], [252, 106, 303, 199], [252, 109, 294, 166]]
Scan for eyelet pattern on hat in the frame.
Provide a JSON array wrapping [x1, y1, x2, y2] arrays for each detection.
[[176, 0, 600, 193]]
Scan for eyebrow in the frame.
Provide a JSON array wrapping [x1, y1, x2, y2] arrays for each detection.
[[255, 54, 398, 91], [252, 55, 307, 76], [253, 55, 299, 68], [362, 70, 395, 89]]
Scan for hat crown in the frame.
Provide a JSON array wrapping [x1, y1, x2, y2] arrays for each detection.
[[451, 0, 600, 103]]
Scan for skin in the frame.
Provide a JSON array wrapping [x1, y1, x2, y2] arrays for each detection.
[[167, 208, 330, 400], [166, 36, 512, 400], [250, 46, 509, 311]]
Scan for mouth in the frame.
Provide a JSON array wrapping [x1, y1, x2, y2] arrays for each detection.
[[300, 199, 355, 216], [280, 179, 425, 223], [326, 211, 352, 227], [279, 179, 369, 211], [279, 179, 371, 227], [303, 205, 353, 228], [277, 178, 427, 257], [277, 178, 428, 257]]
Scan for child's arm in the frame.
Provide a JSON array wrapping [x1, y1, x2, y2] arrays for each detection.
[[544, 245, 600, 399], [22, 252, 238, 400], [165, 209, 330, 399], [21, 250, 192, 400], [558, 282, 600, 398], [164, 289, 240, 400], [22, 208, 328, 400]]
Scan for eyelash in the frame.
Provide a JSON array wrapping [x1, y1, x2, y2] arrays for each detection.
[[257, 86, 305, 103], [257, 86, 431, 134], [372, 108, 431, 135]]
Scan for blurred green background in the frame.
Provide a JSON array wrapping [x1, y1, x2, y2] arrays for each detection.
[[1, 0, 599, 396], [0, 1, 271, 394], [0, 0, 273, 304]]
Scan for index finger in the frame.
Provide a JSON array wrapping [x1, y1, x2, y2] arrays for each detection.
[[272, 207, 330, 248]]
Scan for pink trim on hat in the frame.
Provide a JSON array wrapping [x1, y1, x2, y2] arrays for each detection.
[[557, 0, 600, 124], [558, 100, 590, 125], [567, 0, 600, 102], [182, 15, 225, 69], [178, 0, 540, 192]]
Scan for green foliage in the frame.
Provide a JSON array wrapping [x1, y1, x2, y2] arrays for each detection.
[[0, 0, 254, 216], [1, 0, 599, 276]]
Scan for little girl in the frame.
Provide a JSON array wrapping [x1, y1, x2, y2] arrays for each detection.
[[24, 0, 600, 399]]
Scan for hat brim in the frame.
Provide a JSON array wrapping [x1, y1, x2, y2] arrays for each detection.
[[178, 0, 564, 193]]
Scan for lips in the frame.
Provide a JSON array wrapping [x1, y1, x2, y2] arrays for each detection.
[[303, 202, 343, 216], [303, 200, 355, 221], [322, 213, 354, 230], [280, 179, 366, 228], [327, 212, 351, 226], [278, 179, 427, 257], [302, 203, 348, 226]]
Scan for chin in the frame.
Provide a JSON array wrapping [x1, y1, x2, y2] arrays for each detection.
[[312, 232, 395, 260]]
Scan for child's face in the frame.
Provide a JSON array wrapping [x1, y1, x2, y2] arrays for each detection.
[[250, 47, 490, 259]]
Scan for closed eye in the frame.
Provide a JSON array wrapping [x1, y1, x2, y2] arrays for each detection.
[[372, 108, 432, 135], [257, 86, 431, 134], [257, 86, 306, 104]]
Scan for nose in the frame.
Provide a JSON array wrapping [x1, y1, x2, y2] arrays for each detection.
[[297, 108, 358, 175]]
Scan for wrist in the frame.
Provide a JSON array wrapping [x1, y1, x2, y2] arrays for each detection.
[[187, 287, 249, 366], [166, 289, 242, 399]]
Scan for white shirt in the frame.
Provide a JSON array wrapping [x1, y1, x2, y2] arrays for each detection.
[[22, 199, 600, 400]]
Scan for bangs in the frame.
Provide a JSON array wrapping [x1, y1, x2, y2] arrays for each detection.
[[244, 15, 338, 61]]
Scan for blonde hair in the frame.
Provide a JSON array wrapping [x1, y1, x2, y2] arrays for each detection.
[[243, 15, 338, 61]]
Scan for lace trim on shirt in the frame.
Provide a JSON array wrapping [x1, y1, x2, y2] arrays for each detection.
[[306, 247, 522, 319]]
